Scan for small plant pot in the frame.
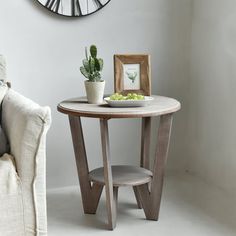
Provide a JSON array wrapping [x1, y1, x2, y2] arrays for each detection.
[[84, 80, 105, 104]]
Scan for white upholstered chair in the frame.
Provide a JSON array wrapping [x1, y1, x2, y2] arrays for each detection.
[[0, 55, 51, 236]]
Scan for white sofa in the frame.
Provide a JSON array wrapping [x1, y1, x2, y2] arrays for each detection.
[[0, 56, 51, 236]]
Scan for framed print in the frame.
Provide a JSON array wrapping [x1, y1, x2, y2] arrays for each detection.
[[114, 54, 151, 95]]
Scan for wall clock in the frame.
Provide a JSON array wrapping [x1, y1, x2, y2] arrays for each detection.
[[36, 0, 111, 17]]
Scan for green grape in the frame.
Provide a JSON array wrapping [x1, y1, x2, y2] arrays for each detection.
[[109, 93, 144, 101]]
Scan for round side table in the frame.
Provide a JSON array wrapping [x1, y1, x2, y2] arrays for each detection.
[[57, 95, 181, 230]]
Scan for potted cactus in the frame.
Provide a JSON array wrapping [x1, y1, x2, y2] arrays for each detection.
[[80, 45, 105, 104]]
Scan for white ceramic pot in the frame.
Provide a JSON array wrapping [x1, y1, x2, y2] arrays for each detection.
[[84, 80, 105, 104]]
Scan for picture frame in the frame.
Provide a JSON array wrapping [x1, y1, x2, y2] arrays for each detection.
[[114, 54, 151, 96]]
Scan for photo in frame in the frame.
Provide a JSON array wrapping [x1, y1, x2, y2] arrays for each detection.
[[114, 54, 151, 95]]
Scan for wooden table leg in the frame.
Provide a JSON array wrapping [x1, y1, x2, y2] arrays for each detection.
[[100, 119, 116, 230], [136, 114, 173, 220], [133, 186, 142, 209], [133, 117, 152, 209], [140, 117, 151, 169], [69, 115, 103, 214], [113, 186, 119, 225]]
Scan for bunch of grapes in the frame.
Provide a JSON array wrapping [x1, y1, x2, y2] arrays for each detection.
[[109, 93, 144, 101], [109, 93, 124, 100], [126, 93, 144, 100]]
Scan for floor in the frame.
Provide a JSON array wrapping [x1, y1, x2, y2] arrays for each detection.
[[47, 173, 236, 236]]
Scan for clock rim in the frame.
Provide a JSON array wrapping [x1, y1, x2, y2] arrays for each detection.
[[35, 0, 111, 18]]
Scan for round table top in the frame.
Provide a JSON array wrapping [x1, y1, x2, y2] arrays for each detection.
[[57, 95, 181, 118]]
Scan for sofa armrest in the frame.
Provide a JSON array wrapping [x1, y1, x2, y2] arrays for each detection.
[[1, 89, 51, 235]]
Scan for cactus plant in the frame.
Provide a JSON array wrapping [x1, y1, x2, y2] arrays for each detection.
[[80, 45, 104, 82]]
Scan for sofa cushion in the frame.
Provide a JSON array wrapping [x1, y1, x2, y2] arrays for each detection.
[[0, 153, 25, 235], [0, 153, 20, 195]]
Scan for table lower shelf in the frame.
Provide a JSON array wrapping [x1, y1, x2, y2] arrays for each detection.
[[89, 165, 153, 187]]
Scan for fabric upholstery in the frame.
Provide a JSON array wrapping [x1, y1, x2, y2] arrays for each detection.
[[0, 153, 20, 195], [0, 81, 9, 156], [0, 153, 25, 236], [1, 89, 51, 236]]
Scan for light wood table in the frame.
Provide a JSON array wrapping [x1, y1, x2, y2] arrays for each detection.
[[57, 95, 181, 230]]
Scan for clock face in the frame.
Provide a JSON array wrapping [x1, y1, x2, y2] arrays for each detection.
[[37, 0, 111, 17]]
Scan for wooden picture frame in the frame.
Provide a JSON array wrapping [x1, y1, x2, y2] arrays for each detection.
[[114, 54, 151, 96]]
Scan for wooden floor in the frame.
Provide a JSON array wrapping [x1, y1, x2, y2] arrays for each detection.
[[47, 172, 236, 236]]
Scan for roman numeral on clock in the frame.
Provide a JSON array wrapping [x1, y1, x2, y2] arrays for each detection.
[[45, 0, 61, 13], [93, 0, 103, 8], [71, 0, 83, 16], [38, 0, 110, 17]]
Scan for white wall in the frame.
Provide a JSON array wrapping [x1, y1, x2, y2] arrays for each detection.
[[188, 0, 236, 196], [0, 0, 192, 188]]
